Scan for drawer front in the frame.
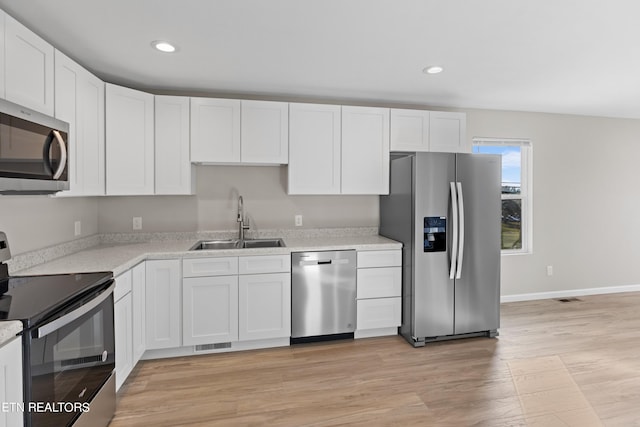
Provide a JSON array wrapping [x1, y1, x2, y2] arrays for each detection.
[[357, 250, 401, 268], [357, 267, 401, 299], [183, 257, 238, 278], [239, 255, 291, 275], [114, 269, 133, 302], [357, 297, 401, 330]]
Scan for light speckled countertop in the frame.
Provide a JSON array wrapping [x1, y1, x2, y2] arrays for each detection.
[[0, 321, 22, 347], [0, 229, 401, 346], [16, 234, 401, 277]]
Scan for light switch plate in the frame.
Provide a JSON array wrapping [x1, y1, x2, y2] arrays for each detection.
[[133, 217, 143, 230]]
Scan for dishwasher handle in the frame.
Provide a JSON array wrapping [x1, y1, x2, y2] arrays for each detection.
[[299, 258, 351, 267]]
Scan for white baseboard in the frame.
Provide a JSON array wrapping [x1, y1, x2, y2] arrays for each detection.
[[501, 284, 640, 303]]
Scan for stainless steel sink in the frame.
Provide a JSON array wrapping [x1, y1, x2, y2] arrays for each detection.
[[189, 238, 285, 251], [241, 238, 285, 248]]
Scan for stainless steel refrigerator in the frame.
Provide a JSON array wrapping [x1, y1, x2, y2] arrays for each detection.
[[380, 152, 501, 347]]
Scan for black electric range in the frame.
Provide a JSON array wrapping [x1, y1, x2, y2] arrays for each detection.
[[0, 232, 116, 427]]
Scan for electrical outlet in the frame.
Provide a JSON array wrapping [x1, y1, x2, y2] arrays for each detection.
[[74, 221, 81, 236], [133, 217, 143, 230], [546, 265, 553, 276], [295, 215, 303, 227]]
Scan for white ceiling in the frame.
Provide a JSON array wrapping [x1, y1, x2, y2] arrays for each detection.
[[2, 0, 640, 118]]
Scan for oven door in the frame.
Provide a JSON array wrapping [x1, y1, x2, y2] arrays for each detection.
[[24, 282, 115, 427]]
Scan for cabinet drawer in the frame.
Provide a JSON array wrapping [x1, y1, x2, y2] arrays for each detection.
[[357, 267, 401, 299], [114, 269, 132, 302], [239, 255, 291, 275], [183, 257, 238, 278], [357, 297, 401, 330], [357, 250, 401, 268]]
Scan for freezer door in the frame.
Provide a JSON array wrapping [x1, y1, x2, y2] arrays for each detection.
[[413, 152, 456, 338], [454, 154, 501, 335]]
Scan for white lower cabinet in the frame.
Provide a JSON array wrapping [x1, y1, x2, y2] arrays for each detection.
[[0, 336, 23, 427], [131, 262, 146, 364], [114, 290, 133, 392], [182, 255, 291, 348], [239, 272, 291, 341], [145, 259, 182, 350], [355, 250, 402, 338], [183, 275, 239, 345]]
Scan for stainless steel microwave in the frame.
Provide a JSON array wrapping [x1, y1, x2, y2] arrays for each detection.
[[0, 98, 70, 194]]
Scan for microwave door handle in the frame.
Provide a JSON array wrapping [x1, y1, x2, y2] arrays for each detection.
[[35, 283, 114, 339], [51, 130, 67, 180], [41, 130, 67, 180], [42, 131, 55, 176]]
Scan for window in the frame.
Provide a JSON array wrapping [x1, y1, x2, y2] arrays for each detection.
[[472, 138, 532, 254]]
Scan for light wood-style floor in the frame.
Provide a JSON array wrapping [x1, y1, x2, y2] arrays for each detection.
[[109, 292, 640, 426]]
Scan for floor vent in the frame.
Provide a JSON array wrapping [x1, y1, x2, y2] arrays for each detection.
[[556, 297, 582, 303], [195, 342, 232, 352]]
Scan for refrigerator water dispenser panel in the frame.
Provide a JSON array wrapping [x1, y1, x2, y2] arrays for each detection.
[[424, 216, 446, 252]]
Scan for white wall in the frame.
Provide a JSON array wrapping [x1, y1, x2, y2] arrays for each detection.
[[467, 109, 640, 297], [97, 165, 379, 233], [0, 196, 98, 254]]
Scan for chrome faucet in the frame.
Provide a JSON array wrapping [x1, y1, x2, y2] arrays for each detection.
[[237, 195, 250, 241]]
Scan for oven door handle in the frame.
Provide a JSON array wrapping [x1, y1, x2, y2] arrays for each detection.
[[35, 283, 114, 339]]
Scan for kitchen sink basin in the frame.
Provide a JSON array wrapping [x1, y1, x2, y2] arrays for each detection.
[[189, 239, 240, 250], [189, 238, 285, 251], [241, 238, 285, 248]]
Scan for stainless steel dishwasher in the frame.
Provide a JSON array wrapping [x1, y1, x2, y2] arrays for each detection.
[[291, 250, 357, 342]]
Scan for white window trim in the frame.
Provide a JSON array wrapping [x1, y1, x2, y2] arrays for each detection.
[[473, 137, 533, 255]]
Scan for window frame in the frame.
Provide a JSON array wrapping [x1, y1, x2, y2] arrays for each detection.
[[472, 137, 533, 255]]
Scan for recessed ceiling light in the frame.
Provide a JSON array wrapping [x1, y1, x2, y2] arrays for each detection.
[[152, 40, 177, 53], [423, 65, 444, 74]]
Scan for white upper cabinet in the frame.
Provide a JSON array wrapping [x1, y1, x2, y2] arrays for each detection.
[[54, 50, 105, 196], [3, 13, 54, 115], [288, 103, 341, 194], [190, 97, 240, 163], [105, 83, 155, 195], [288, 103, 390, 195], [241, 100, 288, 164], [155, 95, 194, 195], [390, 109, 468, 153], [190, 98, 288, 164], [390, 108, 430, 152], [428, 111, 469, 153], [341, 106, 390, 195]]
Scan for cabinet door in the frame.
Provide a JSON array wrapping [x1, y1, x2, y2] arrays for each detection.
[[105, 83, 155, 195], [183, 275, 239, 345], [131, 262, 146, 364], [356, 297, 401, 330], [288, 103, 341, 194], [341, 106, 390, 194], [54, 50, 105, 196], [390, 109, 430, 152], [239, 273, 291, 341], [190, 97, 240, 163], [0, 337, 23, 427], [155, 96, 193, 194], [429, 111, 469, 153], [145, 260, 181, 350], [241, 100, 288, 164], [4, 13, 54, 115], [114, 292, 133, 392], [76, 67, 106, 195]]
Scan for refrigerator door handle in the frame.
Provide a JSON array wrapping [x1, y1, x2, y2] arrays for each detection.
[[449, 182, 459, 280], [455, 181, 465, 279]]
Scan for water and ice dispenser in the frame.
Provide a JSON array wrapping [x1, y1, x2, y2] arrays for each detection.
[[424, 216, 447, 252]]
